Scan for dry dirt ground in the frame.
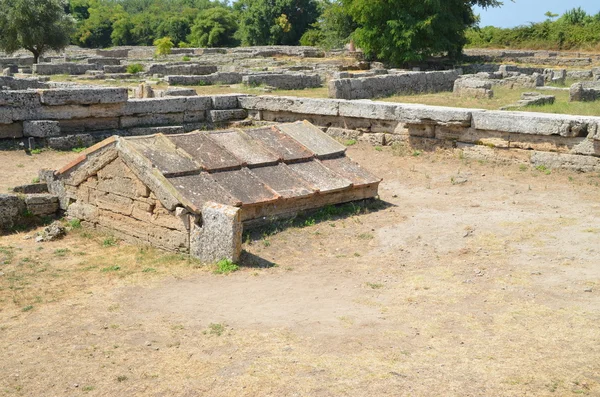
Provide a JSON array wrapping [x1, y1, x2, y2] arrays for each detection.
[[1, 145, 600, 396]]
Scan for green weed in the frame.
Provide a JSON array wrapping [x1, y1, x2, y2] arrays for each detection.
[[214, 259, 239, 274]]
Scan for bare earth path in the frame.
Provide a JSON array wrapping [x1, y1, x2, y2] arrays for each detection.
[[1, 145, 599, 396]]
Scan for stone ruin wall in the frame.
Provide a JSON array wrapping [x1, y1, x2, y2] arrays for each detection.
[[328, 70, 461, 99], [2, 88, 600, 172], [239, 96, 600, 172], [0, 86, 248, 149]]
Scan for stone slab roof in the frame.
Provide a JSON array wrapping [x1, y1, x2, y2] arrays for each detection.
[[56, 121, 381, 217]]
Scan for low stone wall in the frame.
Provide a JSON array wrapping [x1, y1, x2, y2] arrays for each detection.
[[242, 73, 321, 90], [166, 72, 243, 85], [328, 70, 461, 99], [33, 63, 102, 75], [0, 192, 59, 232], [146, 63, 217, 76], [239, 95, 600, 171], [0, 86, 249, 147], [0, 76, 49, 90]]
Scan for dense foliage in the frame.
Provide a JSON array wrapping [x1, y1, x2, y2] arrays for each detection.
[[0, 0, 75, 62], [466, 7, 600, 50], [9, 0, 594, 67]]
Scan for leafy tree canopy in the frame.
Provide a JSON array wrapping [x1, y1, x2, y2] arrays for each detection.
[[340, 0, 501, 65], [189, 7, 239, 47], [0, 0, 75, 62], [235, 0, 321, 46]]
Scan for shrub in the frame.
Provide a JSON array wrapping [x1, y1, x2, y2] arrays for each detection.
[[126, 63, 144, 74]]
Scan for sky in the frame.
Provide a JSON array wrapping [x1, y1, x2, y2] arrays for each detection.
[[473, 1, 600, 28]]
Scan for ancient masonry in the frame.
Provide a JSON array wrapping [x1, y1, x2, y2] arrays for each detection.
[[43, 121, 381, 262]]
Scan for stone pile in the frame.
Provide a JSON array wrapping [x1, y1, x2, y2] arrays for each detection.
[[570, 82, 600, 102], [453, 77, 493, 98]]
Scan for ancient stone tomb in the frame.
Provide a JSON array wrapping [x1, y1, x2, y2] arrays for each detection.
[[46, 121, 381, 262]]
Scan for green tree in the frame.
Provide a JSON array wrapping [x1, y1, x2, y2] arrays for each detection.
[[341, 0, 501, 65], [189, 7, 238, 47], [154, 36, 174, 57], [236, 0, 321, 45], [301, 0, 357, 49], [0, 0, 75, 63]]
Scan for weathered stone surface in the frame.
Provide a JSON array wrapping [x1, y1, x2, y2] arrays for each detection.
[[166, 72, 243, 85], [212, 94, 242, 110], [47, 134, 95, 150], [122, 97, 187, 115], [239, 96, 340, 116], [397, 104, 475, 126], [208, 109, 248, 123], [209, 130, 279, 166], [0, 90, 41, 107], [162, 88, 197, 97], [325, 127, 361, 140], [0, 123, 23, 138], [39, 87, 128, 106], [185, 96, 214, 112], [147, 63, 217, 76], [569, 82, 600, 102], [338, 100, 397, 120], [278, 121, 346, 158], [472, 111, 589, 137], [190, 202, 242, 263], [13, 183, 48, 194], [120, 113, 184, 128], [23, 120, 61, 137], [245, 126, 314, 162], [0, 194, 26, 231], [24, 194, 59, 216], [453, 77, 493, 99], [329, 69, 461, 99], [243, 73, 321, 90], [33, 63, 101, 75], [127, 125, 186, 136], [288, 160, 351, 193], [531, 151, 600, 172]]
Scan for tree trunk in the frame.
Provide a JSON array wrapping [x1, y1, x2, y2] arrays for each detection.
[[32, 50, 39, 64]]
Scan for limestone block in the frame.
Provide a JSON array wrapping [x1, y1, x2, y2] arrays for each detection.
[[325, 127, 361, 140], [162, 88, 197, 97], [183, 111, 206, 123], [212, 94, 241, 110], [12, 183, 48, 194], [531, 151, 600, 173], [338, 100, 397, 120], [190, 202, 242, 263], [185, 96, 213, 112], [0, 194, 26, 231], [120, 113, 184, 128], [239, 96, 340, 116], [0, 123, 23, 138], [39, 87, 128, 106], [23, 120, 61, 137], [67, 201, 98, 222], [122, 97, 188, 115], [47, 134, 95, 150], [58, 117, 119, 133], [35, 103, 126, 121], [208, 109, 248, 123], [0, 90, 41, 107], [471, 111, 588, 137], [24, 194, 59, 216], [96, 191, 133, 215], [396, 104, 475, 126], [358, 133, 386, 145]]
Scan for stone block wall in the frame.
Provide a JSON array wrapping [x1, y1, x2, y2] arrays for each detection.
[[0, 192, 59, 232], [0, 86, 249, 148], [239, 95, 600, 172], [328, 69, 461, 99]]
